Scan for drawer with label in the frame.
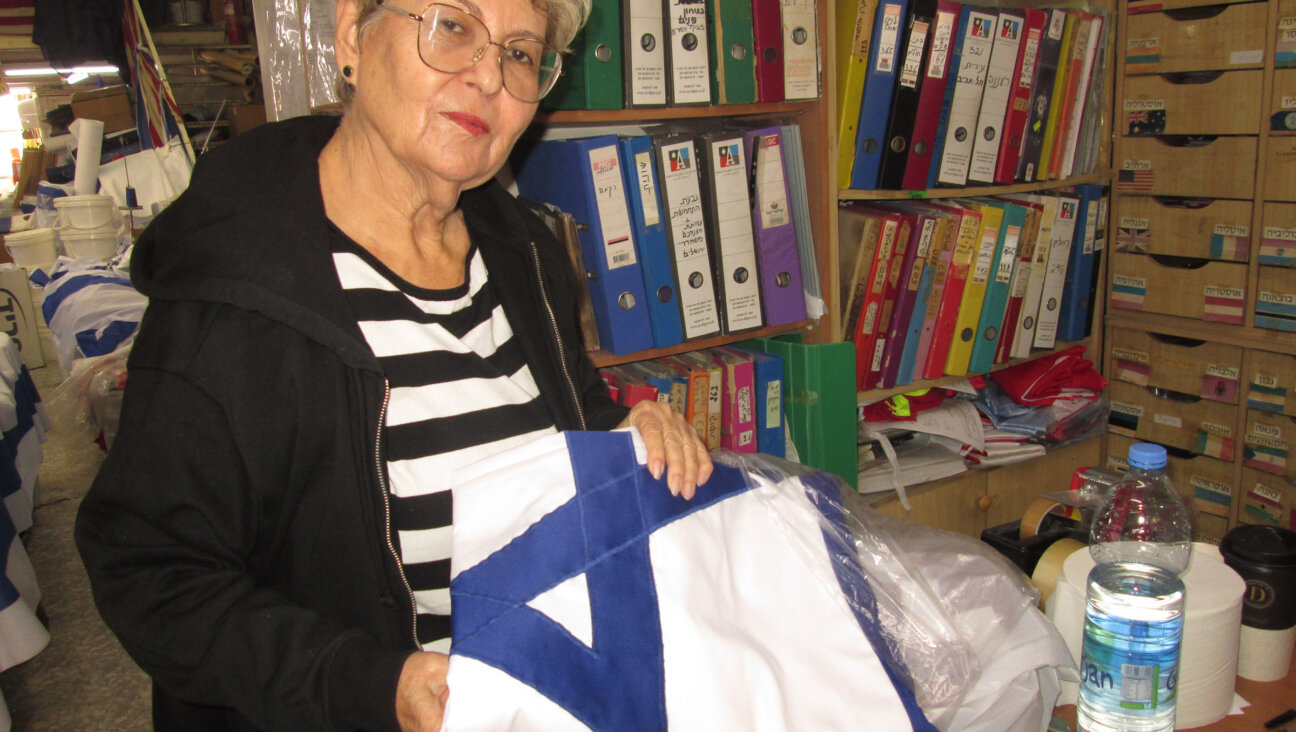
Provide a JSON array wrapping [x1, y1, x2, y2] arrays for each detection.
[[1115, 195, 1253, 262], [1255, 265, 1296, 332], [1109, 251, 1248, 324], [1123, 69, 1262, 136], [1244, 409, 1296, 479], [1108, 327, 1242, 403], [1108, 379, 1239, 460], [1125, 2, 1267, 74], [1118, 136, 1256, 199], [1241, 467, 1296, 530], [1246, 349, 1296, 418]]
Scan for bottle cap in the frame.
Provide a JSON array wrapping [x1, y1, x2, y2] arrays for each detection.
[[1128, 442, 1167, 470]]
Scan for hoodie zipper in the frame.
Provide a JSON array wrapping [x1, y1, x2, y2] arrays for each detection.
[[528, 240, 587, 430], [373, 378, 422, 650]]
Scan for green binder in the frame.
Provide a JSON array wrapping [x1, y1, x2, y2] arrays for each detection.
[[543, 1, 624, 111], [739, 334, 858, 489], [707, 0, 758, 105]]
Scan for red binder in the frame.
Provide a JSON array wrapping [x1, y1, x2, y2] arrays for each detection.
[[751, 0, 785, 102], [902, 0, 962, 190], [994, 8, 1047, 184]]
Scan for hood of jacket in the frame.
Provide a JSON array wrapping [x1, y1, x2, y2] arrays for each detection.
[[132, 115, 554, 374]]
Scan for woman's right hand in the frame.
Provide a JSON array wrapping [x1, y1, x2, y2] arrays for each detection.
[[396, 651, 450, 731]]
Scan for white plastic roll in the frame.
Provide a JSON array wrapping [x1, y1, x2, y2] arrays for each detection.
[[1045, 543, 1245, 728], [71, 118, 105, 196], [1237, 624, 1296, 682]]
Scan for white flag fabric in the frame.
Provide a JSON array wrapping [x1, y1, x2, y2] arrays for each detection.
[[442, 429, 936, 731]]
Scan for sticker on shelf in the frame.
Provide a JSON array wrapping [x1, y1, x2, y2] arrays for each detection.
[[1210, 223, 1250, 261], [1245, 430, 1290, 475], [1203, 285, 1245, 325], [1109, 401, 1143, 432], [1229, 49, 1264, 65], [1126, 37, 1160, 65], [1125, 99, 1166, 135], [1257, 290, 1296, 332], [1116, 218, 1150, 253], [1278, 17, 1296, 67], [1189, 475, 1232, 511], [1195, 421, 1235, 461], [1111, 275, 1147, 310], [1118, 161, 1154, 192], [1261, 226, 1296, 266], [1153, 412, 1183, 429], [1248, 372, 1288, 413], [1202, 364, 1239, 403]]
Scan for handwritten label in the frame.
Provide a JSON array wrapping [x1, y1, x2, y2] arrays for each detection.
[[1113, 347, 1149, 364], [1264, 226, 1296, 242], [1231, 50, 1264, 65], [1122, 159, 1153, 171], [765, 380, 781, 428], [876, 4, 903, 73], [1120, 216, 1149, 229], [1112, 401, 1144, 417], [1154, 413, 1183, 429], [926, 11, 956, 78], [1201, 421, 1233, 437], [588, 145, 638, 270], [1128, 37, 1159, 52], [1282, 96, 1296, 111], [1252, 483, 1283, 504], [1190, 475, 1230, 496], [1253, 422, 1284, 440], [899, 20, 930, 88], [1256, 372, 1280, 389], [1207, 364, 1240, 380], [1261, 291, 1296, 306], [1114, 275, 1147, 289], [1214, 223, 1249, 237], [1204, 285, 1244, 300], [1123, 99, 1165, 111]]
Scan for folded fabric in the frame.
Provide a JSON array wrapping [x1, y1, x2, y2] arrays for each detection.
[[989, 346, 1108, 406], [33, 259, 146, 374], [443, 430, 934, 731]]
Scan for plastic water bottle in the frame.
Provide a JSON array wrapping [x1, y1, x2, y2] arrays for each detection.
[[1076, 443, 1192, 732]]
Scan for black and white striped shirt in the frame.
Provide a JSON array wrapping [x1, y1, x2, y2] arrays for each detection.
[[331, 228, 557, 651]]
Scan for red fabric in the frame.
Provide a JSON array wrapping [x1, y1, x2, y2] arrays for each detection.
[[989, 346, 1108, 406], [860, 389, 951, 422]]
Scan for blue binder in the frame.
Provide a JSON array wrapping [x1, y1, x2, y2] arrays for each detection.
[[1057, 183, 1103, 342], [513, 135, 655, 356], [926, 5, 972, 190], [849, 0, 911, 190], [618, 135, 685, 349], [967, 199, 1027, 374]]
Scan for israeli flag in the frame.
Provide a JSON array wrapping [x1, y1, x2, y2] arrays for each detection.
[[443, 430, 936, 731]]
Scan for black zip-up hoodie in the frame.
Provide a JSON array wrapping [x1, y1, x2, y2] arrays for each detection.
[[75, 116, 627, 731]]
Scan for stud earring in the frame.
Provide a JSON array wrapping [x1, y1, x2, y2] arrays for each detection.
[[342, 65, 353, 78]]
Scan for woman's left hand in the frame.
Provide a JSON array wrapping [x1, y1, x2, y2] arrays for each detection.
[[619, 401, 713, 500]]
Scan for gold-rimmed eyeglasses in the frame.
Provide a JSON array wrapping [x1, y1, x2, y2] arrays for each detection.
[[376, 1, 563, 103]]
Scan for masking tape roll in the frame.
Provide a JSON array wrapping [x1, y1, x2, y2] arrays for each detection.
[[1019, 498, 1067, 540], [1032, 538, 1085, 606]]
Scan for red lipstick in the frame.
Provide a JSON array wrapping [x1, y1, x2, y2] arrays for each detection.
[[443, 112, 490, 136]]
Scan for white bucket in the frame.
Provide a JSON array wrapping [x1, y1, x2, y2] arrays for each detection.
[[54, 194, 117, 230], [60, 223, 121, 262], [4, 227, 58, 269]]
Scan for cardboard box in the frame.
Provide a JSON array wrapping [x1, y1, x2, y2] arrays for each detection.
[[1255, 265, 1296, 332], [1107, 433, 1235, 527], [70, 85, 135, 135], [1240, 466, 1296, 530], [1109, 251, 1248, 324], [0, 265, 45, 369], [1108, 379, 1239, 460], [1114, 195, 1253, 262], [1244, 409, 1296, 479], [1260, 203, 1296, 267], [1108, 327, 1242, 403], [230, 103, 266, 137], [1117, 136, 1256, 199], [1272, 68, 1296, 131], [1123, 69, 1262, 136], [1124, 2, 1267, 74], [1264, 137, 1296, 203], [1247, 349, 1296, 417]]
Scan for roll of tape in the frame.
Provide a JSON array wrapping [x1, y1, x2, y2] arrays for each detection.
[[1032, 538, 1085, 605], [1020, 498, 1066, 540]]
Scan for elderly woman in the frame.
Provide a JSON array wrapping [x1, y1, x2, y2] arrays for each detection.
[[75, 0, 711, 729]]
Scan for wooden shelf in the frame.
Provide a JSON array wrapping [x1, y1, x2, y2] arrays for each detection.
[[589, 321, 811, 368], [535, 100, 818, 126], [856, 338, 1095, 403], [837, 170, 1111, 202]]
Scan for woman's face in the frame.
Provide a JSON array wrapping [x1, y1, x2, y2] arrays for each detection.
[[346, 0, 547, 190]]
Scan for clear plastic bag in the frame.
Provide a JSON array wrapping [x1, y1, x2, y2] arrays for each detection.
[[715, 450, 1075, 731], [44, 346, 130, 448]]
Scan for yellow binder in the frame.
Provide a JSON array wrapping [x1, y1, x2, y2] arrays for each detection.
[[944, 200, 1004, 375], [835, 0, 879, 189]]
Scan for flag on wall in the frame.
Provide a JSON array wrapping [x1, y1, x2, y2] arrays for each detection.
[[0, 0, 34, 43], [122, 0, 191, 159]]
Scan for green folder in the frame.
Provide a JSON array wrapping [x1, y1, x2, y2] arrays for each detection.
[[707, 0, 758, 105], [739, 334, 858, 489], [543, 2, 624, 111]]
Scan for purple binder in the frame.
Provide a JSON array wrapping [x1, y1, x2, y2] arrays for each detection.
[[743, 127, 807, 327]]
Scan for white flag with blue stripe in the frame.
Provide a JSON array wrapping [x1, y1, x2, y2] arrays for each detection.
[[442, 430, 935, 731]]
